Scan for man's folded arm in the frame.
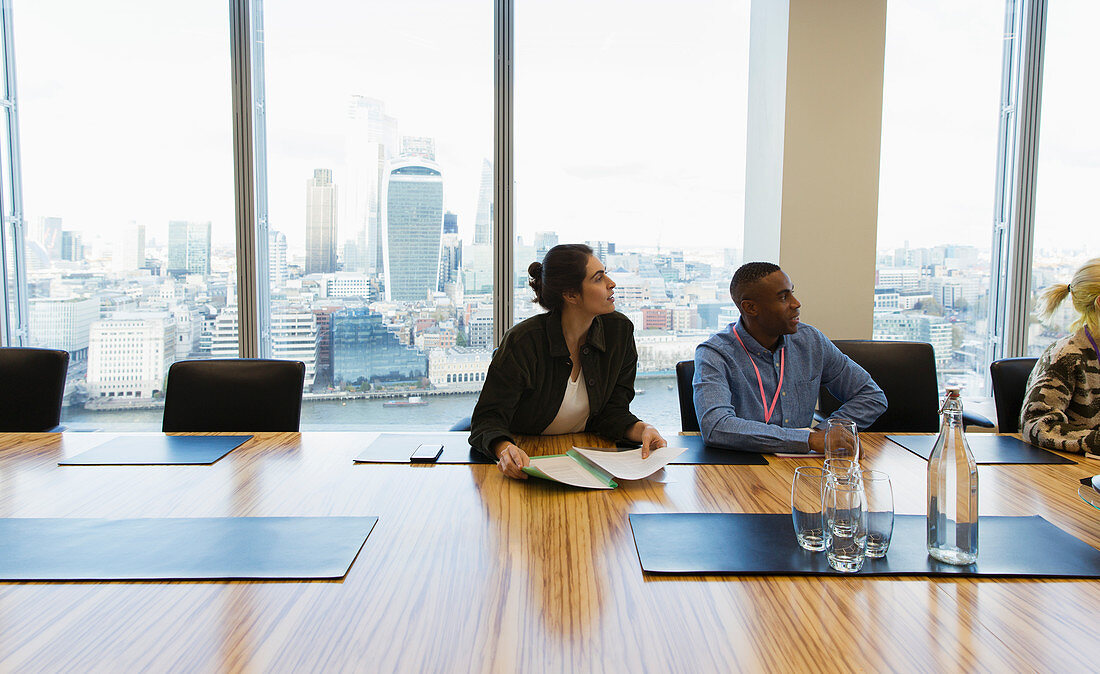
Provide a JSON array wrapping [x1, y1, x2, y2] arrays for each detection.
[[820, 341, 888, 429]]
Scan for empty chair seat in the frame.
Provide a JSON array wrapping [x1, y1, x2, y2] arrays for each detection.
[[0, 347, 69, 432], [675, 360, 700, 433], [818, 340, 992, 432], [989, 357, 1038, 434], [162, 359, 305, 432]]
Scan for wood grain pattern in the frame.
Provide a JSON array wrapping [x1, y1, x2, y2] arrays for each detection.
[[1, 431, 1099, 671]]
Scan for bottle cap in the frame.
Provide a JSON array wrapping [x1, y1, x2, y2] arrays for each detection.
[[945, 385, 961, 397]]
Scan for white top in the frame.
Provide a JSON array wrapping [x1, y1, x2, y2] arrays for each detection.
[[541, 371, 590, 435]]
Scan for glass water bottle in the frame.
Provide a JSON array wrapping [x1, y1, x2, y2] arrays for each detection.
[[927, 385, 979, 565]]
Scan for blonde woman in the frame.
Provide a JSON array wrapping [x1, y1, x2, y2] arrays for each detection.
[[1021, 258, 1100, 454]]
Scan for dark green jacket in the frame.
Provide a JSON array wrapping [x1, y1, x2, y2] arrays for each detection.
[[469, 310, 642, 460]]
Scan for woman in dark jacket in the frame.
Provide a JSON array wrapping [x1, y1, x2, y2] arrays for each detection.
[[470, 243, 666, 479]]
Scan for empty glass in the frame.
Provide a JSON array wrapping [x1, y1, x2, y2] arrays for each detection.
[[823, 458, 857, 479], [824, 474, 867, 573], [860, 469, 894, 558], [792, 467, 827, 551], [825, 417, 859, 466]]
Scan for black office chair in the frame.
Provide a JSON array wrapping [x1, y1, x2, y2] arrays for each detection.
[[0, 347, 69, 432], [675, 360, 700, 432], [162, 359, 305, 432], [450, 416, 472, 432], [817, 340, 993, 432], [989, 357, 1038, 434]]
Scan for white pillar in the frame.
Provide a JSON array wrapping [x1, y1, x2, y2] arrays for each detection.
[[744, 0, 887, 339]]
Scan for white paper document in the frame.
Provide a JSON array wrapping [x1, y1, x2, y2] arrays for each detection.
[[525, 454, 617, 489], [571, 445, 688, 481]]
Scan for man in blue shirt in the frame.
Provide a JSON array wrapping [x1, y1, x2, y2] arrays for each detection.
[[693, 262, 887, 453]]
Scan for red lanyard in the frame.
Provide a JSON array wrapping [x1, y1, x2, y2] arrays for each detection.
[[733, 325, 785, 424]]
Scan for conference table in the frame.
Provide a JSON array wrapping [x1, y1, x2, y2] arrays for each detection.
[[1, 430, 1098, 671]]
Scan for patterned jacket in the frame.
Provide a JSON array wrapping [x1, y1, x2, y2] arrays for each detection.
[[1020, 327, 1100, 454]]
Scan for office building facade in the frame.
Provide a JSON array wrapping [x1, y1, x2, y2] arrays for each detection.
[[305, 169, 338, 275], [167, 221, 212, 276], [383, 158, 444, 302], [87, 313, 175, 399], [331, 308, 427, 386]]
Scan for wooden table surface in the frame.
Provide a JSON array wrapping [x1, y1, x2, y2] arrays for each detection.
[[1, 431, 1099, 672]]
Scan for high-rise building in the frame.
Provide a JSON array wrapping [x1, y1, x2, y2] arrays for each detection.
[[383, 157, 444, 302], [331, 308, 427, 386], [400, 136, 436, 161], [345, 96, 399, 275], [269, 230, 288, 289], [585, 240, 616, 259], [271, 308, 318, 390], [440, 235, 462, 292], [167, 220, 212, 276], [87, 313, 175, 399], [311, 307, 338, 389], [463, 243, 493, 295], [534, 231, 559, 260], [209, 306, 240, 358], [115, 222, 146, 270], [306, 169, 338, 275], [60, 231, 84, 262], [33, 216, 63, 259], [474, 158, 493, 245], [29, 297, 99, 361], [443, 212, 458, 235]]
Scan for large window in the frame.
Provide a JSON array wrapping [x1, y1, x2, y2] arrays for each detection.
[[514, 0, 750, 429], [873, 0, 1005, 394], [0, 1, 1082, 429], [1027, 0, 1100, 354], [14, 1, 235, 428], [261, 1, 492, 429]]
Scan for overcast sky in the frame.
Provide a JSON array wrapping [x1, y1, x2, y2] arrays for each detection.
[[12, 0, 1096, 259]]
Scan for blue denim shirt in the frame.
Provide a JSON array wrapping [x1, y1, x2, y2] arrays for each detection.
[[693, 320, 887, 453]]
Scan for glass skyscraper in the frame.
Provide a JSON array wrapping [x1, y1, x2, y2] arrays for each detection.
[[383, 157, 443, 302], [331, 308, 427, 386], [167, 220, 211, 276]]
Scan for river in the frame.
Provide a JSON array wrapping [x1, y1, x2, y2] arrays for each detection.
[[61, 375, 685, 433]]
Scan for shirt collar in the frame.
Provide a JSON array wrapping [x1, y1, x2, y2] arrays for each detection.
[[735, 318, 785, 355], [546, 310, 606, 356]]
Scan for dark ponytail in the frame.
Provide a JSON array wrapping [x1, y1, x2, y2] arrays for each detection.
[[528, 244, 594, 311]]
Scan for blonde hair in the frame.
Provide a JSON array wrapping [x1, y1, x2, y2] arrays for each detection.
[[1036, 257, 1100, 336]]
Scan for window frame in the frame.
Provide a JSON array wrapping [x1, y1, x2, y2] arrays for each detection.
[[0, 0, 1055, 383]]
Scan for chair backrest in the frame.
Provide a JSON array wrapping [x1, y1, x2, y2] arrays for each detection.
[[0, 347, 69, 432], [818, 340, 939, 433], [989, 357, 1038, 434], [162, 359, 305, 432], [675, 360, 699, 432]]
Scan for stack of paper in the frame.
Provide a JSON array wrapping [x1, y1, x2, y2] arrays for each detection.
[[523, 446, 688, 489]]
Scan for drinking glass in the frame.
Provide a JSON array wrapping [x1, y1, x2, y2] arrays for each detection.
[[860, 469, 894, 558], [823, 458, 857, 480], [823, 475, 867, 573], [825, 417, 859, 466], [792, 467, 827, 551]]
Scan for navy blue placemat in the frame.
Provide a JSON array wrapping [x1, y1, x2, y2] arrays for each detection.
[[353, 432, 491, 464], [630, 513, 1100, 577], [0, 516, 378, 581], [886, 434, 1076, 465], [671, 434, 769, 465], [59, 435, 254, 466]]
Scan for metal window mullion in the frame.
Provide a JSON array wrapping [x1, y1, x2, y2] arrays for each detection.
[[988, 0, 1047, 367], [1005, 0, 1046, 357], [492, 0, 514, 347], [229, 0, 270, 359], [0, 0, 27, 347]]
